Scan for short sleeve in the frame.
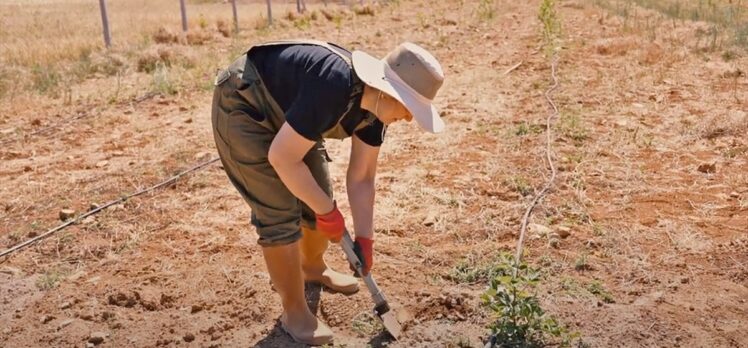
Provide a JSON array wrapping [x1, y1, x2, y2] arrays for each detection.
[[354, 118, 386, 147]]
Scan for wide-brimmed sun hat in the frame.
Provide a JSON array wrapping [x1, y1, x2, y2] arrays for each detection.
[[352, 42, 445, 133]]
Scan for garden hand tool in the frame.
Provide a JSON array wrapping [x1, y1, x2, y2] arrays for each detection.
[[340, 229, 402, 339]]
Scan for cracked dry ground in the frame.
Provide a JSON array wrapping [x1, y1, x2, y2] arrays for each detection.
[[1, 0, 746, 347]]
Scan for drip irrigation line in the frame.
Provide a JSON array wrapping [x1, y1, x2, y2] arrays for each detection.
[[513, 53, 560, 269], [0, 112, 93, 146], [485, 53, 560, 348], [0, 157, 219, 260], [0, 92, 158, 146]]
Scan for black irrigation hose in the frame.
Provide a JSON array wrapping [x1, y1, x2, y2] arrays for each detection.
[[0, 157, 219, 260]]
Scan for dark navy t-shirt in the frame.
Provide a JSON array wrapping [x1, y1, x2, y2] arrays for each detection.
[[247, 44, 386, 147]]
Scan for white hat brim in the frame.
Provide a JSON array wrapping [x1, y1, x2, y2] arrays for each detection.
[[352, 50, 444, 133]]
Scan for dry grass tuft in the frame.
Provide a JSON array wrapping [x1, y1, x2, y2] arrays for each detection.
[[697, 111, 748, 140], [353, 4, 376, 16], [284, 10, 298, 21], [136, 47, 174, 73], [593, 37, 638, 56], [320, 8, 335, 21], [153, 27, 179, 44], [216, 19, 232, 38], [185, 29, 214, 46], [638, 43, 664, 65]]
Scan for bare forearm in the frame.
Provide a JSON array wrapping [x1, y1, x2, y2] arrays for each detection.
[[273, 161, 333, 215], [346, 178, 375, 239]]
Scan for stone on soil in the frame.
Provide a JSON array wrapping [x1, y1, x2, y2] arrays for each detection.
[[88, 332, 107, 345], [556, 225, 572, 238], [529, 223, 552, 236], [59, 209, 76, 221], [697, 163, 716, 174]]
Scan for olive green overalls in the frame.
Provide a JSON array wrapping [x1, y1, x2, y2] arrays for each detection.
[[211, 40, 376, 247]]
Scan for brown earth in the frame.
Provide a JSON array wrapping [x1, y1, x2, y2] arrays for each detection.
[[1, 0, 747, 347]]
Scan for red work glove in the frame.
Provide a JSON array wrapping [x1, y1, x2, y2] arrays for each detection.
[[352, 237, 374, 276], [315, 202, 344, 243]]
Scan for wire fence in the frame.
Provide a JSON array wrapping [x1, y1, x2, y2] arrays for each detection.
[[96, 0, 369, 48]]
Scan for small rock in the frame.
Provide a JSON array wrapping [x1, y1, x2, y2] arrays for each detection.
[[183, 333, 195, 342], [26, 231, 38, 238], [529, 223, 553, 236], [31, 119, 42, 126], [58, 319, 74, 330], [86, 343, 95, 348], [184, 118, 193, 124], [190, 304, 203, 314], [88, 332, 107, 345], [41, 315, 55, 324], [23, 166, 33, 172], [729, 191, 740, 198], [111, 150, 125, 157], [689, 305, 695, 311], [89, 203, 100, 211], [59, 209, 76, 221], [179, 106, 189, 112], [95, 160, 109, 168], [697, 163, 716, 174], [422, 213, 437, 227], [556, 225, 572, 239], [0, 127, 16, 135], [59, 301, 72, 310], [549, 238, 560, 248], [680, 277, 690, 284]]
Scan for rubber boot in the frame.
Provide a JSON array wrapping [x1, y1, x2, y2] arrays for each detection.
[[262, 242, 334, 346], [300, 226, 359, 294]]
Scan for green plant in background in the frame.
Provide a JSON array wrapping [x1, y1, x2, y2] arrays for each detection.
[[449, 255, 508, 283], [539, 0, 561, 51], [482, 253, 580, 347], [509, 176, 534, 197], [559, 111, 588, 145], [36, 268, 64, 290], [587, 280, 615, 303], [151, 64, 178, 95], [477, 0, 496, 21], [31, 64, 60, 95]]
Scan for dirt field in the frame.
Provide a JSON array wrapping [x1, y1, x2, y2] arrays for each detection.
[[1, 0, 746, 347]]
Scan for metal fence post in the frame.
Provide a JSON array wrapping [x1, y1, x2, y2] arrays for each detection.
[[98, 0, 111, 48], [266, 0, 272, 26], [231, 0, 239, 33], [179, 0, 188, 32]]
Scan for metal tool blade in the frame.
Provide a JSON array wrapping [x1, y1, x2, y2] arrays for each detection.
[[340, 230, 403, 340]]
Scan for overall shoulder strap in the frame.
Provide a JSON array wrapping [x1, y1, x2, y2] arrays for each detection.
[[248, 39, 353, 66]]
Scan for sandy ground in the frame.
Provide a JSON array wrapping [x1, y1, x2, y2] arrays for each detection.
[[1, 0, 747, 347]]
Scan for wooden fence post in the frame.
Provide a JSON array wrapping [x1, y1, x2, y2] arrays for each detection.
[[266, 0, 272, 26], [98, 0, 111, 48], [179, 0, 188, 32], [231, 0, 239, 33]]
